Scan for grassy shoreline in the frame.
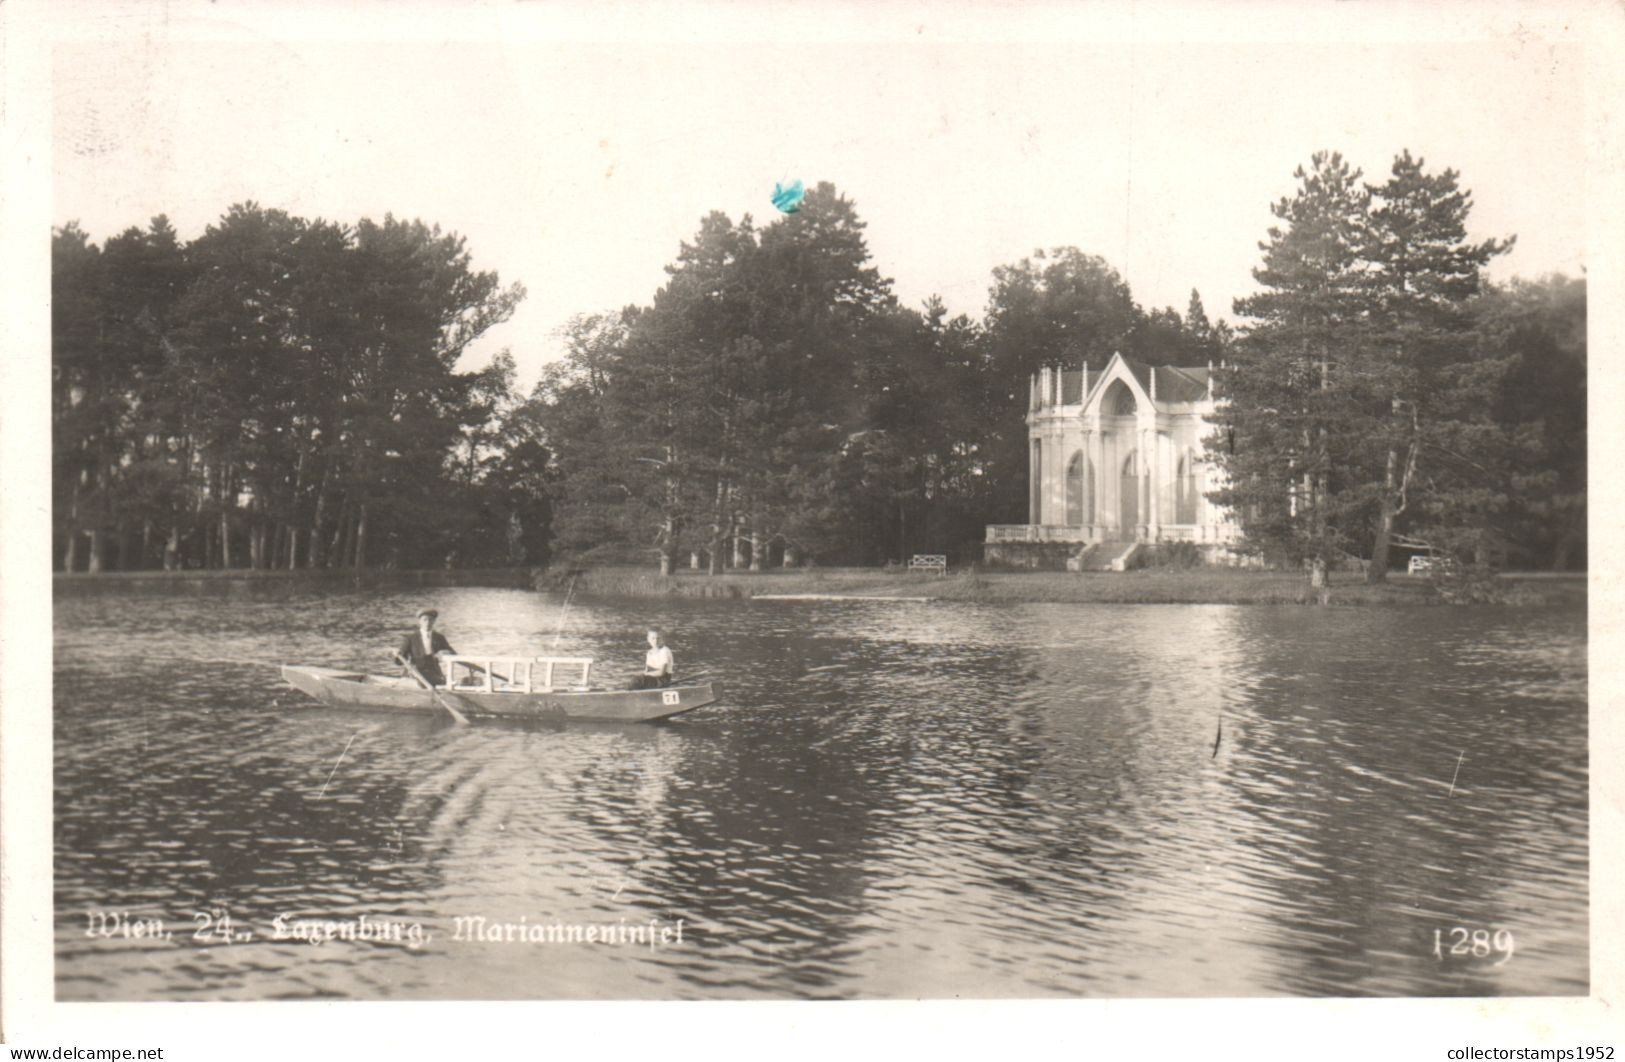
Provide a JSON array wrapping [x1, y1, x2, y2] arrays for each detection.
[[535, 565, 1586, 607], [54, 567, 534, 588], [51, 564, 1584, 606]]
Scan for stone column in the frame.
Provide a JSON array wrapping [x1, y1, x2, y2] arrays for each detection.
[[1048, 428, 1064, 528], [1148, 428, 1161, 541], [1094, 427, 1108, 540], [1194, 455, 1206, 535], [1029, 434, 1040, 525], [1027, 438, 1040, 529], [1080, 429, 1092, 536]]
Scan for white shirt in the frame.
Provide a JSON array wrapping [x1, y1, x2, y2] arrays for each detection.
[[645, 645, 673, 674]]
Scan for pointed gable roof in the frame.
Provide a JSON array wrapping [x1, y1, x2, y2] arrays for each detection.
[[1079, 351, 1213, 412], [1060, 370, 1083, 405], [1152, 365, 1211, 404], [1081, 351, 1153, 415], [1117, 354, 1154, 397]]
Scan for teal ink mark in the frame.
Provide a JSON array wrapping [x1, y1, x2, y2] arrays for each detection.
[[771, 179, 804, 214]]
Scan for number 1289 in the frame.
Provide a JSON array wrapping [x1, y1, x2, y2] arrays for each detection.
[[1434, 927, 1514, 965]]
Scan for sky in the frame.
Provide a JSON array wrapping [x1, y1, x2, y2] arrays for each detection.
[[49, 5, 1588, 391]]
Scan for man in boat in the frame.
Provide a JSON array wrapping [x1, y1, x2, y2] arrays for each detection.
[[394, 608, 456, 687], [629, 629, 674, 689]]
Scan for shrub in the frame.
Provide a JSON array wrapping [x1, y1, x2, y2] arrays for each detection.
[[1141, 541, 1204, 569], [1430, 563, 1509, 604]]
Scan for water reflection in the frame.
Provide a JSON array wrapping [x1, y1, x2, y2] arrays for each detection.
[[54, 585, 1586, 999]]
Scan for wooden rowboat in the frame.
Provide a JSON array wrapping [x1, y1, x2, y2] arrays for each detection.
[[280, 654, 716, 723]]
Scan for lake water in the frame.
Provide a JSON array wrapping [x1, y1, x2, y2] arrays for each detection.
[[53, 583, 1588, 999]]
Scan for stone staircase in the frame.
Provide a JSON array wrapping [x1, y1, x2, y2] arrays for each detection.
[[1080, 540, 1141, 572]]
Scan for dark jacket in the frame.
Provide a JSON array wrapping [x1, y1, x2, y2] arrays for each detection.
[[398, 630, 455, 686]]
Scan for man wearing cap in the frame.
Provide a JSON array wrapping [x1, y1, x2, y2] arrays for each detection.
[[394, 608, 456, 687]]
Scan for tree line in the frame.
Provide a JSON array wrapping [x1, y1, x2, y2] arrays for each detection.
[[519, 183, 1226, 573], [53, 162, 1584, 578], [53, 204, 544, 573], [1214, 150, 1586, 584]]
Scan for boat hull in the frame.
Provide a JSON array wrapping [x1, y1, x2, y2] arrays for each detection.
[[280, 665, 715, 723]]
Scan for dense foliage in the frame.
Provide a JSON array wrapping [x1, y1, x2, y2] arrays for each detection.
[[55, 165, 1583, 577], [1212, 150, 1584, 581], [53, 204, 536, 572], [522, 185, 1228, 570]]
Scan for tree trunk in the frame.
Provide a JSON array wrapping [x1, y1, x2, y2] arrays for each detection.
[[1367, 447, 1398, 584], [333, 500, 353, 570], [164, 524, 180, 572], [353, 503, 368, 570], [286, 446, 307, 569], [140, 521, 154, 571], [656, 501, 677, 575], [731, 528, 747, 569], [246, 502, 260, 569], [1309, 349, 1330, 593], [308, 478, 329, 569], [750, 522, 766, 572], [62, 479, 81, 571], [690, 551, 702, 570], [219, 509, 233, 569], [657, 444, 681, 576], [708, 478, 726, 576], [88, 529, 106, 574]]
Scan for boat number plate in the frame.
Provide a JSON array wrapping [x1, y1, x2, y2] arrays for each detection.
[[662, 691, 680, 705]]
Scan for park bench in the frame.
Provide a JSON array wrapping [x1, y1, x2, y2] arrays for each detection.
[[907, 554, 948, 576]]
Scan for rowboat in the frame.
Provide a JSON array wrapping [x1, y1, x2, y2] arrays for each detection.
[[280, 654, 716, 723]]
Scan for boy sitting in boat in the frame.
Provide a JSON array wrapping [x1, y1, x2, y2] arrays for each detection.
[[630, 629, 674, 689], [394, 608, 456, 687]]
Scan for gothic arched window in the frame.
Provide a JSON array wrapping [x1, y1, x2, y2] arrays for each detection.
[[1103, 380, 1138, 416]]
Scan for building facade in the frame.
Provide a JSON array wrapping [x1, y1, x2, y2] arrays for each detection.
[[986, 352, 1239, 558]]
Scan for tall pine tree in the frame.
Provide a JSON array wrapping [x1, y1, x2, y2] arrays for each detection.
[[1360, 151, 1511, 581], [1216, 151, 1374, 588], [1217, 150, 1515, 587]]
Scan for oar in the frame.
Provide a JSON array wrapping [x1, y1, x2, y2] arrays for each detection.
[[390, 650, 486, 681], [552, 573, 579, 649], [402, 658, 469, 726]]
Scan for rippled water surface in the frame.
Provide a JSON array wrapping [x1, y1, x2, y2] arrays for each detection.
[[54, 583, 1587, 999]]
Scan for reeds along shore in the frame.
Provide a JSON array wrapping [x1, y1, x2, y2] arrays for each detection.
[[530, 566, 1585, 607]]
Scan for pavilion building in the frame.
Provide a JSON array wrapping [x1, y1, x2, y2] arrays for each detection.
[[984, 351, 1240, 569]]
